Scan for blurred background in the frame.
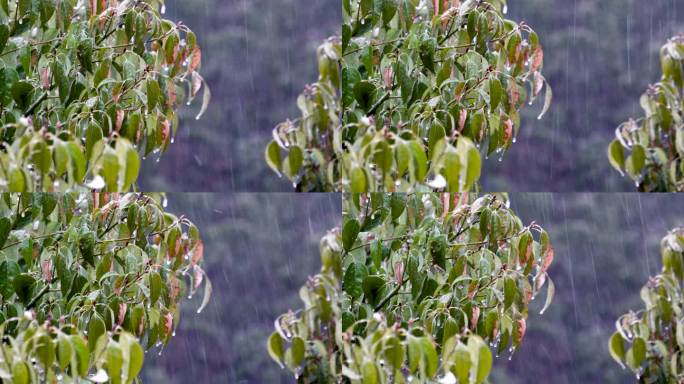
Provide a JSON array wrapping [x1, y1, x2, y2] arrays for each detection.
[[137, 0, 684, 192], [138, 193, 684, 383], [139, 0, 339, 192], [139, 193, 341, 383]]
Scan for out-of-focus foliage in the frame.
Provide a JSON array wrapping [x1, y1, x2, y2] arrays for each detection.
[[269, 193, 554, 383], [609, 228, 684, 382], [0, 193, 209, 383], [266, 0, 550, 192], [609, 36, 684, 192], [0, 0, 205, 192]]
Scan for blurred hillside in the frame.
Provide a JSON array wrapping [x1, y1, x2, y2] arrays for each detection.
[[139, 0, 339, 192]]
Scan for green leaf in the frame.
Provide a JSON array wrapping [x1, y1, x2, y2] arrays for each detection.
[[475, 343, 492, 384], [286, 145, 304, 177], [490, 78, 503, 110], [286, 337, 305, 369], [361, 361, 379, 384], [408, 141, 427, 182], [381, 0, 398, 25], [420, 337, 438, 377], [343, 262, 368, 300], [350, 166, 368, 193], [265, 141, 282, 174], [419, 38, 436, 73], [373, 140, 393, 174], [41, 193, 57, 219], [628, 337, 646, 369], [36, 334, 55, 369], [342, 218, 361, 251], [267, 332, 285, 367], [32, 141, 52, 175], [608, 332, 626, 367], [390, 194, 405, 220], [384, 336, 405, 372], [57, 335, 73, 371], [101, 149, 120, 191], [442, 149, 461, 192], [469, 336, 492, 384], [504, 277, 516, 310], [88, 314, 106, 352], [85, 124, 103, 162], [117, 140, 139, 191], [626, 144, 646, 179], [127, 340, 144, 381], [407, 337, 421, 373], [0, 260, 19, 299], [0, 24, 8, 53], [608, 140, 625, 173], [353, 81, 376, 112], [362, 275, 385, 306], [452, 344, 471, 384], [70, 335, 90, 377], [427, 124, 446, 159], [106, 343, 123, 384], [395, 142, 410, 177], [342, 67, 361, 108], [359, 0, 372, 18], [53, 142, 70, 177], [66, 142, 87, 183], [149, 272, 162, 305], [10, 81, 34, 111], [17, 0, 31, 19], [12, 273, 35, 304], [147, 79, 160, 111], [12, 361, 29, 384], [0, 216, 11, 249], [460, 138, 481, 191], [8, 167, 26, 192]]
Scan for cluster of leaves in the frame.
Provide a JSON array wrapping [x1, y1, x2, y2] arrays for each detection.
[[0, 193, 210, 383], [609, 228, 684, 383], [608, 36, 684, 192], [266, 0, 551, 192], [268, 193, 555, 383], [0, 0, 207, 192], [264, 38, 341, 192]]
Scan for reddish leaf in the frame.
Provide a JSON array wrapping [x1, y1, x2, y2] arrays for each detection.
[[503, 119, 513, 145], [531, 46, 544, 73], [188, 46, 202, 74], [514, 318, 526, 345], [471, 306, 480, 330], [117, 302, 127, 325], [191, 240, 204, 265]]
